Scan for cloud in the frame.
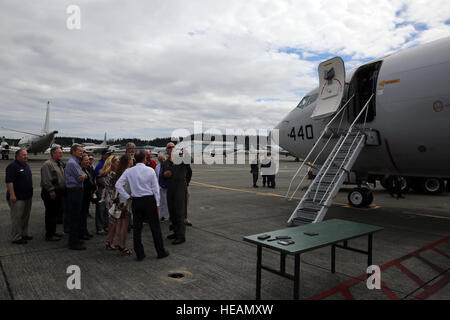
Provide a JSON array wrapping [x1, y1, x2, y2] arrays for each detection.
[[0, 0, 449, 140]]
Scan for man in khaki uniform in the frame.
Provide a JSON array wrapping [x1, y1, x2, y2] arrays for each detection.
[[41, 146, 66, 241]]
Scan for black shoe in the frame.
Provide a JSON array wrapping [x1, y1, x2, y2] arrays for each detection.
[[136, 254, 146, 262], [167, 233, 176, 239], [82, 235, 91, 240], [96, 230, 107, 235], [172, 238, 185, 245], [69, 244, 86, 250], [253, 185, 258, 188], [184, 220, 193, 227], [22, 236, 33, 241], [12, 239, 27, 245], [160, 217, 166, 222], [157, 250, 170, 259], [46, 235, 62, 242]]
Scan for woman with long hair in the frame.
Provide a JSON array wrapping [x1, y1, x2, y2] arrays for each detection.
[[113, 154, 134, 255], [100, 155, 119, 250]]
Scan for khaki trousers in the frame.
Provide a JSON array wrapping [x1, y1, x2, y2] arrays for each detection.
[[8, 199, 32, 242]]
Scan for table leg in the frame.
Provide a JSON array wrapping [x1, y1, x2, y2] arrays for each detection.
[[294, 254, 300, 300], [280, 252, 286, 274], [256, 245, 262, 300], [331, 244, 336, 274]]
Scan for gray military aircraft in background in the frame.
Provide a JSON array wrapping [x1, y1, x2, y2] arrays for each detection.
[[83, 132, 110, 154], [275, 36, 449, 224], [2, 102, 58, 155]]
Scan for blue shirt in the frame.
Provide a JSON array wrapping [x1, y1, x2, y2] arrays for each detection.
[[5, 160, 33, 200], [65, 156, 84, 188], [155, 164, 168, 189], [94, 159, 105, 181]]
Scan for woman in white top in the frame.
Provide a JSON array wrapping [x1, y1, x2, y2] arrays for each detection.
[[100, 155, 119, 250], [113, 154, 134, 255]]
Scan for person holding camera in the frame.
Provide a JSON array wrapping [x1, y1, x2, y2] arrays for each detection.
[[162, 142, 188, 245]]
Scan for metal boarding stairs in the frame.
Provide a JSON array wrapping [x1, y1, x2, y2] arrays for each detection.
[[286, 94, 374, 226]]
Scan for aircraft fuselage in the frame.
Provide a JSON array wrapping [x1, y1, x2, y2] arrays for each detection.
[[276, 37, 450, 178]]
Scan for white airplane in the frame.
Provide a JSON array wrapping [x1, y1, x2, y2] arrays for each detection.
[[173, 139, 240, 158], [2, 102, 58, 154], [107, 144, 124, 153], [239, 144, 293, 158], [1, 136, 20, 160], [83, 132, 109, 154], [274, 37, 450, 224]]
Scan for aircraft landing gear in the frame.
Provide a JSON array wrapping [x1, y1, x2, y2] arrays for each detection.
[[348, 187, 373, 208]]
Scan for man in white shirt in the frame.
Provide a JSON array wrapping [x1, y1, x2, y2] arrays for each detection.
[[115, 150, 169, 261]]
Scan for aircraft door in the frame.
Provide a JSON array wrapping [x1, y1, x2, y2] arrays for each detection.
[[347, 61, 382, 123], [312, 57, 345, 119]]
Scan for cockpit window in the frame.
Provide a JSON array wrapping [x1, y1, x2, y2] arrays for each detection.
[[296, 93, 318, 109], [308, 93, 318, 104], [296, 96, 309, 108]]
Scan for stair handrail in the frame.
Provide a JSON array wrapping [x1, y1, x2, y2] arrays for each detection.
[[287, 133, 335, 201], [285, 95, 355, 200], [312, 93, 374, 202]]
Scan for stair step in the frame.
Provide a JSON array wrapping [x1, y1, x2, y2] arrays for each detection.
[[325, 168, 339, 174], [331, 159, 347, 166], [296, 209, 318, 218], [316, 177, 337, 184], [292, 217, 314, 225], [298, 207, 320, 213], [311, 180, 333, 187], [305, 191, 328, 201], [310, 186, 332, 193], [302, 199, 323, 207]]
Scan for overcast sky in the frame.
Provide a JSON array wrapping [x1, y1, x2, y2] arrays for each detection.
[[1, 0, 449, 140]]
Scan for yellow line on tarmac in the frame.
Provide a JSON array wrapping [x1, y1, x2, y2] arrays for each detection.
[[190, 181, 299, 200], [335, 203, 380, 210], [403, 212, 450, 220]]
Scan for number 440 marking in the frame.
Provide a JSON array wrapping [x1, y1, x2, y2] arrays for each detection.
[[289, 125, 314, 141]]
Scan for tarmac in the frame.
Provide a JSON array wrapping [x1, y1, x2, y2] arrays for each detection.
[[0, 154, 448, 300]]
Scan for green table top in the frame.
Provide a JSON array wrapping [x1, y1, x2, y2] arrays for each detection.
[[243, 219, 383, 254]]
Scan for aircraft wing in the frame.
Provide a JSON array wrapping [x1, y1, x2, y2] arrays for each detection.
[[1, 127, 43, 137]]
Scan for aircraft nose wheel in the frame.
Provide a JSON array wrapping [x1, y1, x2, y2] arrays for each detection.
[[348, 187, 373, 207]]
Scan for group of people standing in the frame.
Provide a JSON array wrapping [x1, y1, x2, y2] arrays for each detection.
[[250, 153, 277, 188], [4, 141, 193, 261]]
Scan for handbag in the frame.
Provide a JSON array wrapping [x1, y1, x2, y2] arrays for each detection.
[[108, 200, 122, 219]]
